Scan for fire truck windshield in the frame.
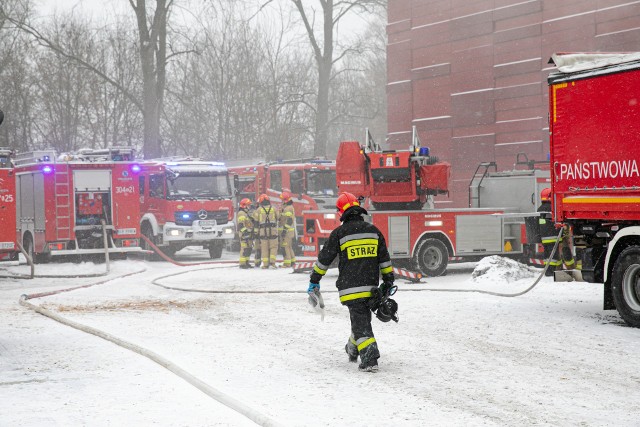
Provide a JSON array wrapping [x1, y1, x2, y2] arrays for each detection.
[[306, 170, 337, 197], [167, 174, 231, 200]]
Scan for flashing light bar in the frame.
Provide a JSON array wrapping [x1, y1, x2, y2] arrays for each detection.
[[42, 165, 53, 174], [131, 164, 141, 173]]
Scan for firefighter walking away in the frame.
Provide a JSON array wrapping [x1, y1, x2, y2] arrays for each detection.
[[308, 192, 397, 373], [538, 188, 575, 276]]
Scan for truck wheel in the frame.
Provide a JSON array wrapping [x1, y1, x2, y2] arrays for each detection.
[[611, 246, 640, 327], [208, 241, 224, 259], [414, 238, 448, 277], [141, 224, 160, 261]]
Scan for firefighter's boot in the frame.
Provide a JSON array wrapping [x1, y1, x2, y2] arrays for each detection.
[[345, 344, 358, 363], [358, 358, 379, 373]]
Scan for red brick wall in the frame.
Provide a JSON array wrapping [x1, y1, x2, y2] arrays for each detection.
[[387, 0, 640, 207]]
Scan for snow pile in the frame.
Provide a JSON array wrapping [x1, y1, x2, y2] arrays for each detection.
[[470, 255, 541, 284]]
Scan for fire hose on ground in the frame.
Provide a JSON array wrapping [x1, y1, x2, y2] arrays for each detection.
[[2, 222, 116, 280], [17, 263, 283, 427]]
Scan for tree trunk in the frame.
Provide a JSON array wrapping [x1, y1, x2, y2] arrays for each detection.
[[131, 0, 167, 160]]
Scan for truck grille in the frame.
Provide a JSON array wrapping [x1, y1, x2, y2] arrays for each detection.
[[174, 210, 229, 226]]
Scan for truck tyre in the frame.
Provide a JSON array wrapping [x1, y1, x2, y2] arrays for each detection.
[[141, 223, 160, 261], [414, 238, 448, 277], [208, 241, 224, 259], [611, 246, 640, 327]]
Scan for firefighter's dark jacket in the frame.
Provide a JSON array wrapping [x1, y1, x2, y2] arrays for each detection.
[[310, 206, 394, 305], [537, 201, 557, 241]]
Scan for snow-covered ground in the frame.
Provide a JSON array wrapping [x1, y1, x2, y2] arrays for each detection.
[[2, 250, 640, 426]]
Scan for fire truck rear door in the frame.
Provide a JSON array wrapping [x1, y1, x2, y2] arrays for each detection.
[[73, 170, 111, 192], [388, 216, 410, 257]]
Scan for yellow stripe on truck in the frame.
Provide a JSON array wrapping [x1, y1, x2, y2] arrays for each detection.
[[563, 197, 640, 204]]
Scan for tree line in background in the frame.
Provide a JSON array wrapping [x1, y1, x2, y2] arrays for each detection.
[[0, 0, 387, 162]]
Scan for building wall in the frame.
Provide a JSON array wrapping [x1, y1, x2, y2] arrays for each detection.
[[387, 0, 640, 207]]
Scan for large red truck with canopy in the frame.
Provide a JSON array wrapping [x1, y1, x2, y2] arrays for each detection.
[[547, 52, 640, 327]]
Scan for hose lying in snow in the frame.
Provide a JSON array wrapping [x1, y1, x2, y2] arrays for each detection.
[[1, 224, 114, 280], [19, 264, 284, 427], [20, 296, 283, 427], [140, 235, 239, 267], [403, 228, 564, 298], [150, 266, 313, 294], [151, 229, 564, 299]]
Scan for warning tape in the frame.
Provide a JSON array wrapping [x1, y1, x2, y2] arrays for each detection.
[[292, 261, 423, 283]]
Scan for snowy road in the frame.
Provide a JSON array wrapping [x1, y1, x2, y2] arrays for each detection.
[[1, 251, 640, 426]]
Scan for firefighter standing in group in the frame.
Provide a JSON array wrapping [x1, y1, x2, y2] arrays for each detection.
[[538, 187, 575, 276], [236, 198, 255, 269], [251, 201, 262, 268], [278, 191, 296, 268], [254, 193, 280, 268], [308, 192, 395, 373]]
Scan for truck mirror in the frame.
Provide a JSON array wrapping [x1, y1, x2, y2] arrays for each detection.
[[0, 109, 4, 126]]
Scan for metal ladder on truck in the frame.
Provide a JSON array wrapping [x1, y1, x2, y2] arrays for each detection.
[[468, 161, 497, 208]]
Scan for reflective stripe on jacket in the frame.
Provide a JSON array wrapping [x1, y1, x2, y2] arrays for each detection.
[[310, 206, 394, 305]]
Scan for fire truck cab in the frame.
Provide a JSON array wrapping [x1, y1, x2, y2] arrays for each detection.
[[13, 147, 142, 262], [139, 159, 235, 258], [230, 160, 337, 237]]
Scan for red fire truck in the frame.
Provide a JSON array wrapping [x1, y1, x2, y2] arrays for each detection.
[[546, 52, 640, 327], [12, 148, 142, 262], [301, 129, 548, 276], [229, 160, 337, 237], [0, 147, 17, 261], [138, 159, 235, 258]]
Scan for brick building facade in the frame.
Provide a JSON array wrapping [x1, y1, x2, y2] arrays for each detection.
[[386, 0, 640, 207]]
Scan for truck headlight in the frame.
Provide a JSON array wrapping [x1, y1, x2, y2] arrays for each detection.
[[167, 228, 182, 236]]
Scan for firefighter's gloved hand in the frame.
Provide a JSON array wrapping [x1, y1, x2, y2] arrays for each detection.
[[379, 281, 394, 296], [308, 282, 320, 293]]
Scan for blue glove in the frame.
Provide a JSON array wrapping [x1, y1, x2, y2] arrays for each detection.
[[308, 282, 320, 293]]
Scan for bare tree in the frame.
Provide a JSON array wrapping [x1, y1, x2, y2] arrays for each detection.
[[328, 9, 387, 152], [129, 0, 170, 159], [284, 0, 384, 157], [2, 0, 175, 158]]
